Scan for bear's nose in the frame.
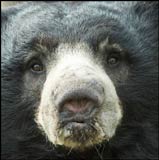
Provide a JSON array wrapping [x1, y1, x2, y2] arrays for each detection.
[[62, 98, 95, 113], [57, 88, 100, 114]]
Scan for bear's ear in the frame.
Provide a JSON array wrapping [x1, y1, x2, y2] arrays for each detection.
[[132, 1, 158, 29], [1, 2, 27, 57], [133, 1, 158, 17], [1, 2, 26, 26], [1, 1, 24, 8], [1, 8, 18, 25]]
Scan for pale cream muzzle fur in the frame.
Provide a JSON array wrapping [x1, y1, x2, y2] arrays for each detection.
[[35, 43, 123, 149]]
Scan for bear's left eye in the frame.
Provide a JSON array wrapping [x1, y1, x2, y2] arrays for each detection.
[[107, 55, 120, 67], [31, 63, 43, 72], [28, 60, 44, 73]]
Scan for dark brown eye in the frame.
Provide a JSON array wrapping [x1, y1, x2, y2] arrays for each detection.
[[31, 63, 44, 73], [107, 56, 119, 66]]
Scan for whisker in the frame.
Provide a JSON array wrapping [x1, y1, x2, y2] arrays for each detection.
[[67, 147, 73, 155]]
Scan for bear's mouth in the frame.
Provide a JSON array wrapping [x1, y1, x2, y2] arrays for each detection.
[[59, 113, 96, 125], [57, 109, 100, 145], [59, 117, 98, 144]]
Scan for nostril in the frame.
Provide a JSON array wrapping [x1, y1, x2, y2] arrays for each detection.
[[56, 88, 103, 114], [62, 98, 95, 113]]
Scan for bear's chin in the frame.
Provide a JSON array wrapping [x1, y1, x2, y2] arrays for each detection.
[[52, 121, 108, 150]]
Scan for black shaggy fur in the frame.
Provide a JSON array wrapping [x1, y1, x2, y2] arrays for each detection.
[[1, 2, 158, 160]]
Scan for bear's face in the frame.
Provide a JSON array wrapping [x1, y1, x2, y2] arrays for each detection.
[[2, 2, 158, 158], [14, 4, 132, 148]]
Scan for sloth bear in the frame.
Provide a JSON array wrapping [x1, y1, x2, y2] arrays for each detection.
[[1, 1, 158, 160]]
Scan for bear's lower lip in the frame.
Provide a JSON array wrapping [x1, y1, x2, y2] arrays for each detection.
[[64, 121, 92, 133], [59, 114, 93, 125]]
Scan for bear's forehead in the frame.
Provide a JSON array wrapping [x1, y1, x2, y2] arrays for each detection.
[[14, 2, 125, 45]]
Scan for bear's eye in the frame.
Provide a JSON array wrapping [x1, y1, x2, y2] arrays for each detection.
[[107, 55, 120, 67], [29, 60, 44, 73], [31, 64, 43, 72]]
